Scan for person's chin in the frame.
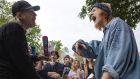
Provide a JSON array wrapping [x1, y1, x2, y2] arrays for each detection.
[[31, 21, 36, 25], [31, 23, 36, 27], [95, 23, 102, 30], [93, 22, 98, 29]]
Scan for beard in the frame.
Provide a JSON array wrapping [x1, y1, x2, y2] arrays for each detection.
[[93, 11, 107, 30], [94, 18, 104, 30]]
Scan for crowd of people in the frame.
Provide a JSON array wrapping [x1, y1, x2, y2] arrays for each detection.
[[31, 50, 95, 79], [0, 0, 140, 79]]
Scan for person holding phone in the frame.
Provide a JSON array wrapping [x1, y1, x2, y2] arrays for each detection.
[[72, 3, 140, 79]]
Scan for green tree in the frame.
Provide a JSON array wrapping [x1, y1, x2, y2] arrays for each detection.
[[0, 0, 12, 25], [79, 0, 140, 28], [49, 40, 63, 52], [0, 0, 42, 55], [49, 40, 70, 62], [26, 26, 42, 55], [54, 40, 63, 52]]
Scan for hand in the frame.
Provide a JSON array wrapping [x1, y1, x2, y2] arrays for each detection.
[[101, 72, 112, 79], [51, 73, 61, 79], [48, 72, 57, 77], [75, 43, 86, 56]]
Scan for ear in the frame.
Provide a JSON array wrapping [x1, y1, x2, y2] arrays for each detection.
[[16, 12, 25, 19]]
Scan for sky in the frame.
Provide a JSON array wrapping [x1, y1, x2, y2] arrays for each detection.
[[8, 0, 140, 54]]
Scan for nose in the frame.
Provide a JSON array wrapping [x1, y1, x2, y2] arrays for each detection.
[[32, 11, 37, 16], [90, 8, 96, 15]]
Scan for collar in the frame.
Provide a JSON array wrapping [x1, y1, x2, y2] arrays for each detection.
[[103, 17, 115, 34], [9, 17, 27, 33]]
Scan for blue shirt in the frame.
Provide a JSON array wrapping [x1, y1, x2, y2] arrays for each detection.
[[73, 17, 140, 79]]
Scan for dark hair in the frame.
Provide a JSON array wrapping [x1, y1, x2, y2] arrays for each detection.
[[64, 55, 70, 60], [92, 3, 112, 17], [50, 51, 59, 58]]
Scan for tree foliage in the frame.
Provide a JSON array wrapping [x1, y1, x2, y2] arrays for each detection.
[[79, 0, 140, 28], [0, 0, 12, 25], [49, 40, 70, 62], [26, 26, 42, 54], [49, 40, 63, 52]]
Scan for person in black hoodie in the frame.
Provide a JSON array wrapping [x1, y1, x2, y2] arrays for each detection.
[[0, 0, 42, 79]]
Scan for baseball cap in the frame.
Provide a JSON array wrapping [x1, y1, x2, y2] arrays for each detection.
[[12, 0, 40, 16]]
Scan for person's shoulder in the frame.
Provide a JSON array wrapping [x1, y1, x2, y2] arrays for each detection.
[[7, 22, 21, 29], [109, 17, 130, 30], [0, 22, 21, 35], [1, 22, 22, 32], [111, 17, 129, 25], [4, 22, 24, 33], [110, 17, 123, 25], [115, 17, 131, 30], [2, 21, 20, 27]]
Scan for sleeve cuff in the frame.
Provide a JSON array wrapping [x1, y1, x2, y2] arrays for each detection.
[[102, 64, 119, 79]]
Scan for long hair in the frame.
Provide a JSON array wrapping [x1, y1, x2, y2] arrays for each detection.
[[71, 60, 80, 71]]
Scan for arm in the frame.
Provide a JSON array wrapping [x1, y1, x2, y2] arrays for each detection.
[[83, 64, 88, 78], [47, 72, 58, 77], [102, 21, 135, 79], [42, 63, 61, 78], [72, 39, 101, 59]]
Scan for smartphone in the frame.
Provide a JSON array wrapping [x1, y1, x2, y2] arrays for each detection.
[[31, 46, 36, 57], [42, 36, 48, 56]]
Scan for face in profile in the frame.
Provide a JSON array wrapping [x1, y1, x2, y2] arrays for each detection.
[[90, 7, 107, 30], [18, 9, 37, 28]]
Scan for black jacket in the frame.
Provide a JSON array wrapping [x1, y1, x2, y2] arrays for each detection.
[[42, 62, 64, 79], [0, 22, 41, 79]]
